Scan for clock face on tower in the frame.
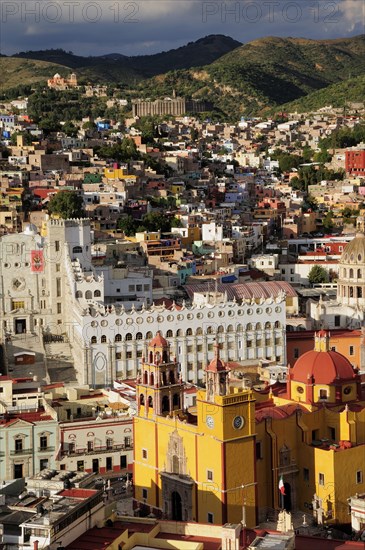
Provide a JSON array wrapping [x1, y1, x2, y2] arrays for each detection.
[[233, 415, 245, 430], [206, 415, 215, 429]]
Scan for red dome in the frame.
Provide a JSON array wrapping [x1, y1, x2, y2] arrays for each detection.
[[206, 356, 226, 372], [205, 343, 228, 373], [292, 350, 356, 384], [149, 331, 168, 348]]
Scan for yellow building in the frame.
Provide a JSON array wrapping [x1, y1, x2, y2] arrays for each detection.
[[134, 331, 365, 528], [133, 333, 257, 527]]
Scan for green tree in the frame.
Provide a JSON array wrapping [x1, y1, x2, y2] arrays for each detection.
[[308, 265, 329, 285], [117, 215, 137, 236], [48, 191, 84, 219], [322, 210, 334, 232]]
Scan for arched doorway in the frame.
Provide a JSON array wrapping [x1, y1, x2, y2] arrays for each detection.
[[171, 491, 182, 521], [283, 483, 292, 511]]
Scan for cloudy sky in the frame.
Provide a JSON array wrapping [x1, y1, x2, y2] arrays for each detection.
[[0, 0, 363, 56]]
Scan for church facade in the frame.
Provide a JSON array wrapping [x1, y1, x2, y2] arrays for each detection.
[[133, 331, 365, 527]]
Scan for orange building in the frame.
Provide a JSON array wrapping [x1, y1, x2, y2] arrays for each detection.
[[287, 329, 362, 369]]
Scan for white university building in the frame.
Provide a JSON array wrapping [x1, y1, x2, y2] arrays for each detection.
[[0, 219, 289, 386]]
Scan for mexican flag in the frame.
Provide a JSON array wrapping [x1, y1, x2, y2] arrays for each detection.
[[278, 476, 286, 496]]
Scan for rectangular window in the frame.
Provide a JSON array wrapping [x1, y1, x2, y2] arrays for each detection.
[[197, 344, 203, 352], [207, 512, 214, 524], [256, 441, 262, 460], [106, 438, 113, 449], [126, 351, 132, 359], [55, 240, 60, 252], [137, 350, 143, 358], [142, 449, 147, 459], [12, 300, 25, 310], [207, 470, 213, 481], [356, 470, 363, 484], [328, 427, 336, 441], [115, 352, 122, 360], [15, 438, 23, 451], [303, 468, 309, 482], [56, 263, 60, 272], [334, 315, 340, 327], [136, 284, 142, 292], [208, 344, 213, 351], [128, 285, 135, 292], [144, 284, 150, 291], [349, 345, 354, 356], [77, 460, 84, 472], [40, 458, 48, 471], [40, 436, 48, 450], [56, 278, 61, 297], [319, 389, 328, 400], [142, 488, 148, 499], [294, 348, 299, 359], [319, 473, 325, 486], [87, 441, 94, 451], [57, 303, 62, 314]]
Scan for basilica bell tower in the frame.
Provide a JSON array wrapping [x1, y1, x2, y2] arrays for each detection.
[[136, 331, 184, 417]]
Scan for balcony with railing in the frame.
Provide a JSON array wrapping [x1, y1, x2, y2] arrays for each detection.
[[60, 442, 133, 457], [10, 448, 33, 456], [38, 446, 55, 453]]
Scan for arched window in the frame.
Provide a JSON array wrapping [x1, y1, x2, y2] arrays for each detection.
[[149, 351, 153, 363], [162, 395, 169, 412], [343, 268, 347, 278], [85, 290, 92, 299], [125, 333, 132, 341], [150, 373, 154, 386], [274, 321, 281, 329], [166, 329, 173, 338], [136, 332, 143, 340], [148, 396, 153, 408], [196, 327, 203, 335], [163, 351, 168, 362], [173, 393, 179, 408], [206, 326, 213, 334], [236, 323, 243, 332], [357, 287, 362, 298], [176, 329, 183, 337], [227, 324, 234, 333], [265, 322, 271, 329], [140, 394, 144, 405], [73, 246, 82, 253], [91, 336, 97, 344], [350, 287, 354, 298], [143, 371, 148, 384], [94, 290, 101, 298], [169, 370, 175, 384], [350, 268, 354, 278], [186, 328, 193, 336], [75, 290, 83, 298], [115, 334, 122, 342], [162, 371, 167, 385], [217, 325, 224, 333], [358, 269, 362, 279], [256, 322, 262, 330], [101, 335, 107, 343], [146, 331, 153, 340], [246, 323, 252, 331]]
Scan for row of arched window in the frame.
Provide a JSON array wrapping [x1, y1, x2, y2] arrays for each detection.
[[89, 322, 282, 344], [139, 393, 180, 411], [76, 290, 101, 299], [341, 268, 363, 279]]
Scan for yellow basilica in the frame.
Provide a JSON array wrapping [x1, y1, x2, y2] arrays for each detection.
[[133, 330, 365, 527]]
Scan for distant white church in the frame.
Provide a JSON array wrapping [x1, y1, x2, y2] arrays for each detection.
[[308, 217, 365, 329]]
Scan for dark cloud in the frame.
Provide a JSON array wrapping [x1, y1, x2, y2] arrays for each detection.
[[0, 0, 362, 56]]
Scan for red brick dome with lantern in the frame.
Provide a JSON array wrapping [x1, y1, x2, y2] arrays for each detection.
[[287, 331, 360, 404]]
